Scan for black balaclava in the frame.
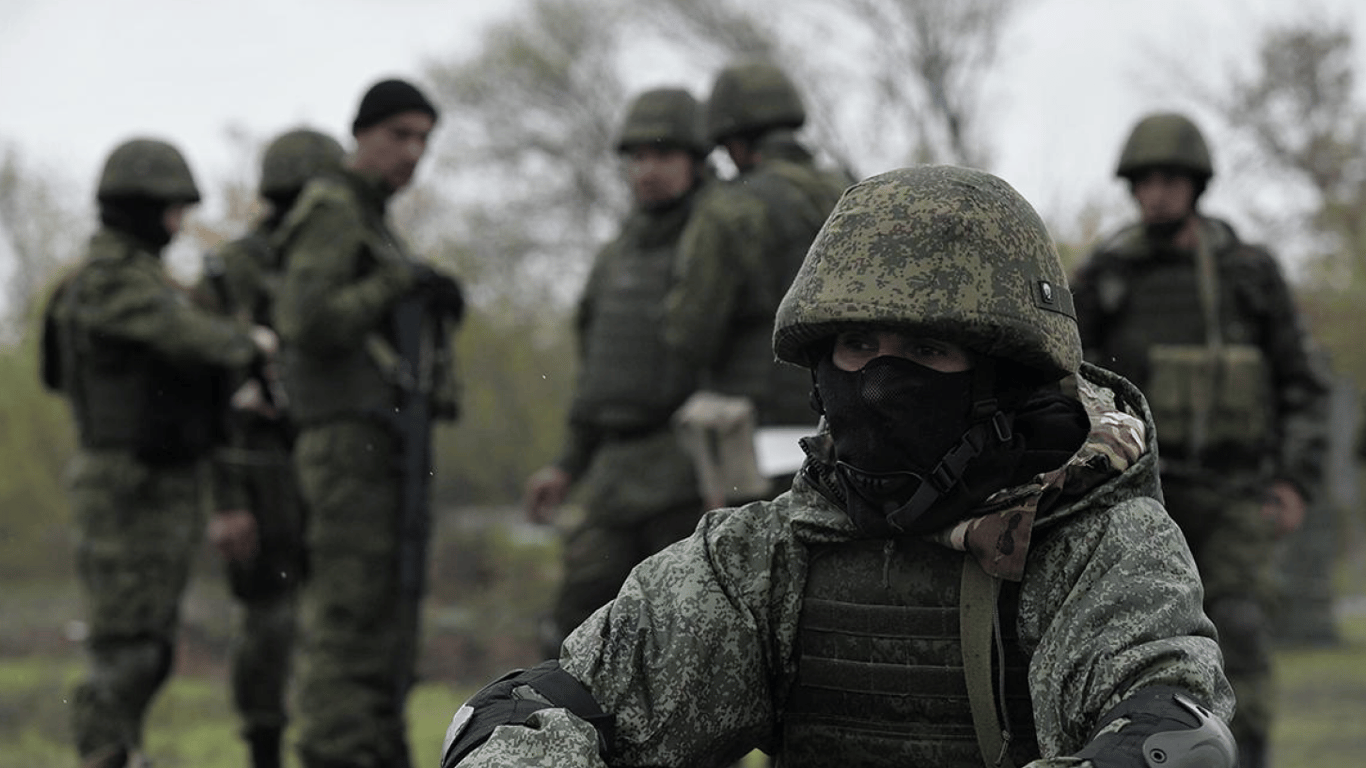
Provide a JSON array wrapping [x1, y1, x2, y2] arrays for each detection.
[[99, 195, 174, 252], [1134, 166, 1205, 242], [814, 353, 1089, 538]]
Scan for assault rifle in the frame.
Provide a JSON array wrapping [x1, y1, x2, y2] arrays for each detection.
[[389, 263, 463, 704]]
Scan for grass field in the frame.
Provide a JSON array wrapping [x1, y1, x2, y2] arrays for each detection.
[[3, 609, 1364, 767], [4, 508, 1364, 768]]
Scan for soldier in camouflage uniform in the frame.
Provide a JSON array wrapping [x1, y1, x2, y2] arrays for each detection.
[[664, 62, 847, 501], [1072, 112, 1330, 768], [439, 166, 1236, 768], [523, 88, 712, 655], [40, 138, 276, 768], [195, 128, 345, 768], [273, 79, 464, 768]]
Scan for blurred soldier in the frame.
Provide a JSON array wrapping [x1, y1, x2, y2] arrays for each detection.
[[666, 61, 847, 506], [523, 88, 712, 656], [195, 128, 345, 768], [40, 138, 276, 768], [1072, 112, 1330, 768], [273, 78, 464, 768], [439, 166, 1236, 768]]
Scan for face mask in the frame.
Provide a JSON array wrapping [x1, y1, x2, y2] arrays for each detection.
[[1144, 214, 1188, 243], [815, 355, 976, 536], [99, 197, 173, 251]]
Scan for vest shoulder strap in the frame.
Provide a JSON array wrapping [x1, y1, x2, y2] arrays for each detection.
[[961, 555, 1015, 768]]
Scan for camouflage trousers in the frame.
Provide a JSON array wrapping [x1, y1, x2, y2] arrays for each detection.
[[66, 450, 204, 763], [224, 436, 305, 741], [292, 420, 419, 768], [548, 429, 702, 653], [1161, 475, 1278, 757]]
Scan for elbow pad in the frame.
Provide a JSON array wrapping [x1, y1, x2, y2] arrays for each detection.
[[1074, 686, 1235, 768], [439, 660, 615, 768]]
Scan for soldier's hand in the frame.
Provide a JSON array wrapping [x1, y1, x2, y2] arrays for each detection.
[[524, 466, 572, 525], [412, 264, 466, 322], [209, 509, 260, 562], [1261, 481, 1307, 538], [230, 379, 279, 419], [249, 325, 279, 359]]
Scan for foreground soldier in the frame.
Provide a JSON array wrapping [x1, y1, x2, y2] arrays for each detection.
[[440, 166, 1236, 768], [41, 138, 274, 768], [196, 128, 345, 768], [665, 61, 846, 503], [1072, 112, 1329, 768], [523, 88, 712, 655], [274, 79, 464, 768]]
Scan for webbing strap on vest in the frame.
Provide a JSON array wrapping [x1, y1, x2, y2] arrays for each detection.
[[960, 555, 1015, 768], [1187, 227, 1223, 459]]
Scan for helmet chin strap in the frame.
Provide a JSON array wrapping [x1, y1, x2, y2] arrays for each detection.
[[886, 358, 1014, 533]]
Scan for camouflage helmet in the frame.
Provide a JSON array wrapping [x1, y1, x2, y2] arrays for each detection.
[[1116, 112, 1213, 180], [705, 62, 806, 143], [615, 88, 710, 156], [97, 138, 201, 203], [773, 165, 1081, 380], [260, 128, 345, 196]]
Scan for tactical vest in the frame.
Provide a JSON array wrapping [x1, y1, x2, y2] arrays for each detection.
[[1090, 223, 1273, 465], [52, 249, 227, 463], [276, 173, 454, 426], [573, 205, 697, 434], [712, 160, 839, 426], [782, 538, 1039, 768]]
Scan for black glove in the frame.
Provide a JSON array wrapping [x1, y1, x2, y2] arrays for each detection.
[[412, 264, 466, 322]]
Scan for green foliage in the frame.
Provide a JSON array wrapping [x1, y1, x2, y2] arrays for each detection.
[[432, 304, 576, 506], [0, 652, 473, 768], [0, 321, 76, 581]]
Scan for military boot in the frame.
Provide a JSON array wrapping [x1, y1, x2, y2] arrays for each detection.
[[247, 726, 283, 768], [80, 745, 127, 768]]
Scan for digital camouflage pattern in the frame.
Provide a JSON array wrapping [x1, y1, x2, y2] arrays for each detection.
[[448, 364, 1232, 768], [773, 165, 1080, 378], [97, 138, 201, 202], [45, 225, 258, 764]]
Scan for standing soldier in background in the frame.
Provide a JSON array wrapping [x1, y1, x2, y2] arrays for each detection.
[[273, 78, 464, 768], [523, 87, 712, 657], [40, 138, 276, 768], [1072, 112, 1330, 768], [666, 61, 847, 506], [196, 128, 345, 768]]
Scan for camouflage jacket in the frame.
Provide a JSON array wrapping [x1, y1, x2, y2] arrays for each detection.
[[195, 223, 293, 509], [1072, 216, 1329, 496], [271, 168, 424, 424], [663, 152, 843, 424], [43, 227, 259, 503], [449, 364, 1233, 767]]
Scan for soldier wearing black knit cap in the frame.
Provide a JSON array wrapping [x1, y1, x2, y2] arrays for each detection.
[[274, 77, 464, 768]]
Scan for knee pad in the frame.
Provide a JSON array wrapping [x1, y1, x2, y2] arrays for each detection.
[[1075, 686, 1236, 768]]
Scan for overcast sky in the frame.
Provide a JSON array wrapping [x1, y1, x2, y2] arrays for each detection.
[[2, 0, 1362, 260]]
